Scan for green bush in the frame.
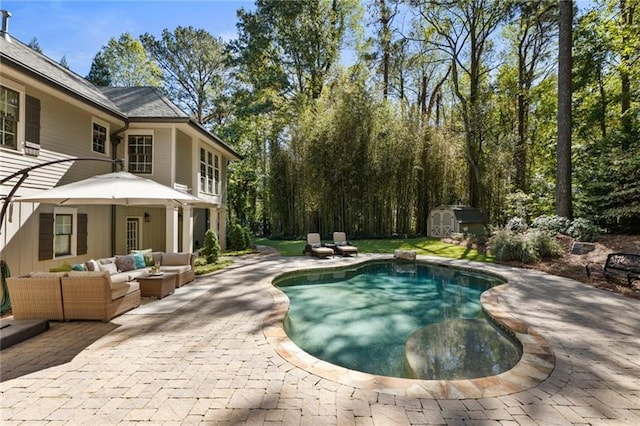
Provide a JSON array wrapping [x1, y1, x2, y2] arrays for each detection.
[[227, 223, 254, 251], [567, 218, 601, 242], [489, 228, 561, 263], [201, 229, 221, 264], [506, 216, 528, 233], [531, 215, 600, 242], [531, 215, 572, 235]]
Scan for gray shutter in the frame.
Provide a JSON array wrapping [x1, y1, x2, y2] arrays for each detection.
[[25, 95, 41, 144], [77, 214, 88, 255], [39, 213, 54, 260]]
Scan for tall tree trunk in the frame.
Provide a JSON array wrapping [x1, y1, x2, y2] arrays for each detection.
[[556, 0, 573, 219], [620, 0, 633, 142]]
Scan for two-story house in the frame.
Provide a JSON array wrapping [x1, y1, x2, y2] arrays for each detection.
[[0, 14, 241, 277]]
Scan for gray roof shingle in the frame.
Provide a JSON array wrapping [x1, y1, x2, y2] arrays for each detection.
[[100, 87, 188, 118], [0, 36, 124, 118]]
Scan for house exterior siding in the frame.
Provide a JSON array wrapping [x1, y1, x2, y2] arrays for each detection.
[[1, 35, 241, 278]]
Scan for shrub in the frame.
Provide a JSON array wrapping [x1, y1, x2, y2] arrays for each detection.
[[531, 215, 571, 235], [227, 223, 254, 251], [506, 216, 528, 233], [201, 229, 221, 264], [489, 228, 561, 263], [528, 229, 562, 258], [567, 218, 601, 242]]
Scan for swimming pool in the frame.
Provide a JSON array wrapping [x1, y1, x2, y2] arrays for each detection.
[[274, 260, 522, 380]]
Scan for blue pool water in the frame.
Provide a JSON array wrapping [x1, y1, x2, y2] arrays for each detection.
[[275, 261, 522, 380]]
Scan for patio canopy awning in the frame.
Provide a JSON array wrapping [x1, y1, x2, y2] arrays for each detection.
[[14, 171, 204, 206]]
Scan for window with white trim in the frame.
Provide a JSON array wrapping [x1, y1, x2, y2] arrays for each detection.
[[128, 134, 153, 174], [92, 120, 108, 154], [0, 85, 19, 149], [199, 147, 220, 195], [53, 208, 78, 257], [214, 154, 220, 195], [55, 214, 73, 256]]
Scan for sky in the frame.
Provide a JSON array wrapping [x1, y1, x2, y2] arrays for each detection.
[[1, 0, 255, 77], [2, 0, 597, 79]]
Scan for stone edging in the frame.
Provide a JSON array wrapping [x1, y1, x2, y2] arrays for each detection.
[[262, 257, 555, 399]]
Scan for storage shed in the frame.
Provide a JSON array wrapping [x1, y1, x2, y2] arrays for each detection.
[[427, 205, 486, 238]]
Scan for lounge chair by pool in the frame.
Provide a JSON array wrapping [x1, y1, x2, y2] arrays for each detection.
[[305, 233, 334, 258], [333, 232, 358, 256]]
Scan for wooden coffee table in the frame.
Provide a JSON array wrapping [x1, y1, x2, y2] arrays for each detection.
[[138, 273, 176, 299]]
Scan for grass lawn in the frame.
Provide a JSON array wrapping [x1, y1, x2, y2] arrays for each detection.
[[256, 237, 492, 262]]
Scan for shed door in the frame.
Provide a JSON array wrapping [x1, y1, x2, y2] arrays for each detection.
[[442, 212, 454, 237], [430, 212, 441, 237]]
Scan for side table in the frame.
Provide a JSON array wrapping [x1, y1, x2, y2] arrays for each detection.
[[138, 273, 176, 299]]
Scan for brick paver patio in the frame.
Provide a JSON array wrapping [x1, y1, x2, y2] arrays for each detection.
[[1, 251, 639, 425]]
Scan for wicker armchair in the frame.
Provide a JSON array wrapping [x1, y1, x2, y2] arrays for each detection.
[[61, 271, 141, 322], [6, 273, 66, 320]]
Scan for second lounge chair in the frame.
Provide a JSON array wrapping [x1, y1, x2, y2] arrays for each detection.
[[333, 232, 358, 256]]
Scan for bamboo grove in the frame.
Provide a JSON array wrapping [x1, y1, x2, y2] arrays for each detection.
[[86, 0, 640, 238]]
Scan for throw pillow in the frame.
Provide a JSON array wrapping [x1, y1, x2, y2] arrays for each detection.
[[335, 241, 347, 246], [72, 263, 86, 271], [49, 263, 72, 272], [132, 252, 146, 269], [98, 262, 118, 275], [85, 259, 100, 272], [131, 248, 154, 266], [115, 254, 136, 272]]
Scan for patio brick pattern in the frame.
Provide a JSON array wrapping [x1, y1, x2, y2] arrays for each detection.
[[2, 252, 639, 425]]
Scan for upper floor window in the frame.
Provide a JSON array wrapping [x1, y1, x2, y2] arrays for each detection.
[[214, 154, 220, 195], [128, 134, 153, 174], [199, 147, 220, 195], [0, 85, 19, 149], [92, 121, 108, 154]]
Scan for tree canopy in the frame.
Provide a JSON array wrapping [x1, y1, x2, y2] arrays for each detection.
[[85, 0, 640, 236]]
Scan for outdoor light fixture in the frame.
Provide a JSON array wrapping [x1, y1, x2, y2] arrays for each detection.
[[144, 212, 151, 223]]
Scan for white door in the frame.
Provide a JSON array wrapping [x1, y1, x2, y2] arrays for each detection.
[[126, 217, 142, 252]]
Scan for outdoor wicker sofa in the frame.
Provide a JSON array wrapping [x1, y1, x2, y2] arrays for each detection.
[[61, 271, 140, 321], [6, 251, 194, 322], [6, 272, 66, 320]]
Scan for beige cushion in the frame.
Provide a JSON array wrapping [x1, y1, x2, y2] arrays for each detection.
[[30, 271, 68, 278], [312, 246, 334, 255], [151, 252, 163, 266], [110, 270, 147, 284], [67, 270, 110, 278], [159, 265, 191, 274], [110, 281, 140, 300], [162, 252, 191, 266]]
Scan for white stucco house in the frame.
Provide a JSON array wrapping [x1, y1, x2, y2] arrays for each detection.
[[0, 18, 241, 277]]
